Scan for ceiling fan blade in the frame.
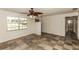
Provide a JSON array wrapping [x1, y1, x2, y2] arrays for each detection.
[[27, 14, 31, 16], [35, 12, 43, 14], [33, 14, 38, 16]]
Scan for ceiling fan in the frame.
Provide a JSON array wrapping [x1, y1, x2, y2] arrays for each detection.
[[22, 8, 43, 16]]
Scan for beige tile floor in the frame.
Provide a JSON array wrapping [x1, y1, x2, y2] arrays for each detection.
[[0, 33, 79, 50]]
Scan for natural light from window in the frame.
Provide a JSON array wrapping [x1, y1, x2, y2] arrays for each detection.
[[7, 16, 27, 31]]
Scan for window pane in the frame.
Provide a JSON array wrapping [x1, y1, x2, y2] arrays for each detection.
[[7, 17, 19, 31], [19, 18, 27, 29]]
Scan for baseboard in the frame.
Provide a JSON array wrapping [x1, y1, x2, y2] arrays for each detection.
[[42, 32, 65, 38]]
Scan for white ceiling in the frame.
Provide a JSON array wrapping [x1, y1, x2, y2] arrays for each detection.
[[1, 8, 73, 16]]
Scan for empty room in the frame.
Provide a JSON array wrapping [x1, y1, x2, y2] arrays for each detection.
[[0, 8, 79, 50]]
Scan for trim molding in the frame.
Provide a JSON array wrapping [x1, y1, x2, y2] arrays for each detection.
[[42, 32, 65, 37]]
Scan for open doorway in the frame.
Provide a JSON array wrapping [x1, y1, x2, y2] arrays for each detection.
[[65, 16, 78, 40]]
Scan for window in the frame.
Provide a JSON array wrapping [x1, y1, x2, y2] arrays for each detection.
[[19, 18, 27, 29], [7, 16, 27, 31]]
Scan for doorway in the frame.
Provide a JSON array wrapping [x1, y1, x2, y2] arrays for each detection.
[[65, 16, 78, 40]]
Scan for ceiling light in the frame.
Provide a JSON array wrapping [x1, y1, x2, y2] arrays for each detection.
[[68, 20, 72, 24]]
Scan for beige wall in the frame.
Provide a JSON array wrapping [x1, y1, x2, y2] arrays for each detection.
[[0, 9, 41, 43], [42, 12, 79, 38]]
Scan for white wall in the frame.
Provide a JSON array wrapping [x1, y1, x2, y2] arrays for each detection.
[[28, 18, 41, 35], [0, 9, 41, 43], [34, 22, 41, 35], [42, 12, 79, 38]]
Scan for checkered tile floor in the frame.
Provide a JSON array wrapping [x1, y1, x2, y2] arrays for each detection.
[[0, 33, 79, 50]]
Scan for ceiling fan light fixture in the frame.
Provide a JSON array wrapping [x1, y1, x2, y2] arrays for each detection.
[[29, 15, 36, 19], [30, 15, 33, 18]]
